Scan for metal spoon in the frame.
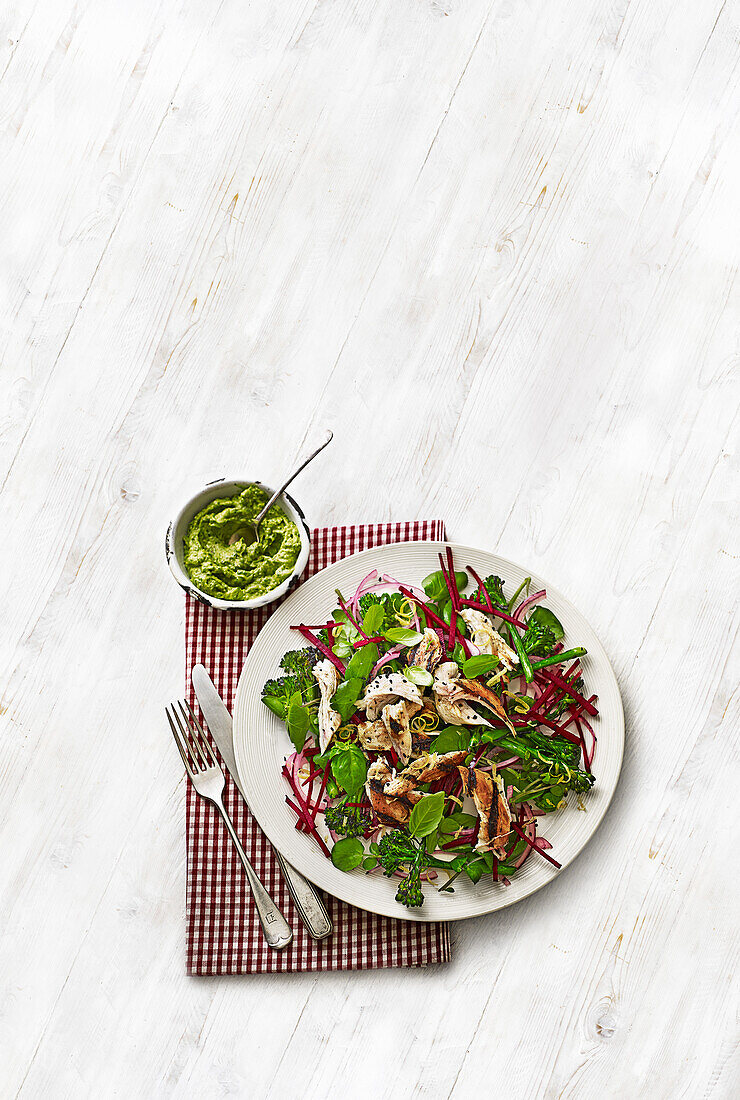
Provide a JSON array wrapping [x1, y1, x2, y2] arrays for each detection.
[[234, 431, 333, 546]]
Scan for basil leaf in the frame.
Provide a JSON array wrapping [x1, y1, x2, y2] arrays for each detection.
[[362, 604, 385, 635], [408, 791, 445, 838], [344, 643, 378, 682], [286, 692, 309, 752], [422, 570, 468, 601], [406, 665, 434, 687], [462, 654, 499, 679], [384, 627, 424, 646], [330, 837, 364, 872], [330, 742, 367, 795], [526, 605, 564, 641], [331, 677, 363, 723], [430, 726, 470, 753]]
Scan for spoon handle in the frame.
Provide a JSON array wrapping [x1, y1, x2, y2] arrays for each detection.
[[255, 431, 333, 524]]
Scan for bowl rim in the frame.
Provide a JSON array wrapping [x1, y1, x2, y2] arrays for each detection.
[[165, 478, 311, 610]]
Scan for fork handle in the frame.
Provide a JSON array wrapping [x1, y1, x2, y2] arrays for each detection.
[[214, 798, 293, 950]]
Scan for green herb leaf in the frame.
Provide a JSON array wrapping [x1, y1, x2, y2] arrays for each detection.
[[408, 791, 446, 838], [286, 692, 309, 751], [462, 654, 499, 679], [330, 837, 365, 872], [331, 677, 363, 723], [438, 811, 478, 835], [406, 665, 434, 687], [422, 570, 468, 601], [344, 644, 378, 682], [465, 858, 486, 883], [362, 855, 379, 870], [332, 641, 353, 659], [330, 742, 367, 795], [362, 603, 385, 635], [430, 726, 470, 753], [384, 627, 425, 646]]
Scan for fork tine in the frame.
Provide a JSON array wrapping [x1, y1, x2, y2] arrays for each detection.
[[172, 703, 207, 770], [181, 700, 217, 767], [166, 706, 195, 777]]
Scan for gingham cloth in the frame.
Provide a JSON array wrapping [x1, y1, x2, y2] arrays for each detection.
[[184, 519, 452, 973]]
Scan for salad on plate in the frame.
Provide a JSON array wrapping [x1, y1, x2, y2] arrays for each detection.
[[261, 547, 599, 908]]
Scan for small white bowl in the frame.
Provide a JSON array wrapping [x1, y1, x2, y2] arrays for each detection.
[[165, 479, 311, 611]]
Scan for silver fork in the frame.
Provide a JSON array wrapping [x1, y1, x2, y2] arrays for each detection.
[[167, 699, 293, 951]]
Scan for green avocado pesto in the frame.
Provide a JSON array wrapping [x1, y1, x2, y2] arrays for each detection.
[[183, 485, 301, 601]]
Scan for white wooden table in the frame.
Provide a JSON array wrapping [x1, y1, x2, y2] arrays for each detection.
[[1, 1, 738, 1096]]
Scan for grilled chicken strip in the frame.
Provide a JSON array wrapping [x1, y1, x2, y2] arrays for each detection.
[[433, 662, 513, 730], [406, 628, 444, 673], [312, 658, 341, 752], [459, 765, 512, 858], [357, 673, 423, 722], [433, 663, 493, 727], [365, 761, 421, 825], [400, 750, 469, 784], [380, 699, 416, 763], [357, 718, 393, 753], [460, 608, 518, 671]]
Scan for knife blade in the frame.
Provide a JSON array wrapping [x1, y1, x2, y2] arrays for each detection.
[[192, 663, 333, 941]]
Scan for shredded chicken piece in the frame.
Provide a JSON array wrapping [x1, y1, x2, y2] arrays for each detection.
[[460, 608, 518, 670], [365, 761, 421, 825], [356, 673, 423, 721], [312, 659, 341, 752], [459, 765, 512, 858], [405, 628, 444, 673], [357, 718, 393, 753]]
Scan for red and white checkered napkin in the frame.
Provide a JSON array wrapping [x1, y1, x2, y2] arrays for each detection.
[[184, 519, 451, 974]]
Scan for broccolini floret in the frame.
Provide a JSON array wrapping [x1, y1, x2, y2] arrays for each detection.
[[376, 830, 471, 909], [324, 801, 371, 838], [280, 647, 320, 690], [261, 676, 301, 719], [521, 620, 557, 657], [358, 592, 384, 617], [474, 574, 507, 607]]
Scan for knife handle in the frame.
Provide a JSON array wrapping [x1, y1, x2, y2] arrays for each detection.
[[275, 852, 333, 940]]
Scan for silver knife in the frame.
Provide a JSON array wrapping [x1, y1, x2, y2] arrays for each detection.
[[192, 663, 333, 941]]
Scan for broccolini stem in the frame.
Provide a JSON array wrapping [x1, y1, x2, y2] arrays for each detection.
[[530, 648, 586, 671]]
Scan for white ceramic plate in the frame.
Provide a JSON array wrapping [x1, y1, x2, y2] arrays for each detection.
[[233, 542, 624, 921]]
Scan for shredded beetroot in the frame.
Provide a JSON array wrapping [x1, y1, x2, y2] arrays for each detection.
[[511, 821, 561, 868], [466, 564, 494, 613], [282, 763, 332, 856], [540, 668, 598, 716], [293, 624, 345, 674]]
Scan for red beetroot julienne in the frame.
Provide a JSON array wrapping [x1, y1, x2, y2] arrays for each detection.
[[438, 551, 459, 653], [282, 765, 331, 857], [510, 821, 562, 869], [292, 624, 345, 674], [466, 564, 494, 614], [540, 668, 598, 717]]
